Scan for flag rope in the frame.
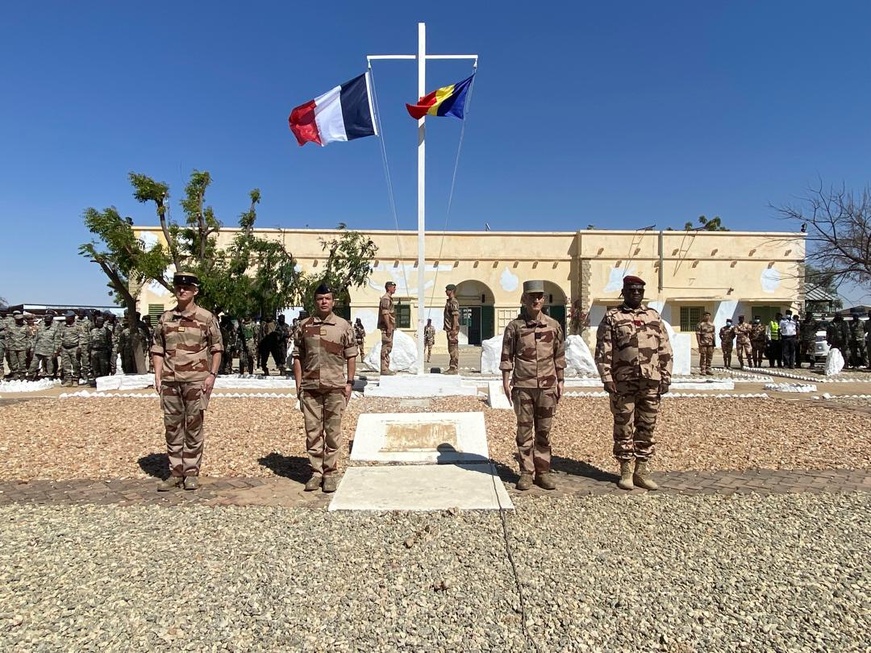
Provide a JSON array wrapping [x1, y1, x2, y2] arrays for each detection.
[[427, 71, 477, 311], [368, 65, 410, 296]]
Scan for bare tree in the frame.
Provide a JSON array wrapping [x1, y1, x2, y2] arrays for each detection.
[[773, 181, 871, 290]]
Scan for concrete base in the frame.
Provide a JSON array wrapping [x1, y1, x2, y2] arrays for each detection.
[[328, 464, 514, 512], [366, 374, 478, 398], [487, 381, 512, 409], [351, 412, 489, 463]]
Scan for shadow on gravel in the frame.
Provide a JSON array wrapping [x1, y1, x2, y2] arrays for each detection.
[[258, 453, 309, 483], [551, 456, 618, 483], [138, 453, 168, 478]]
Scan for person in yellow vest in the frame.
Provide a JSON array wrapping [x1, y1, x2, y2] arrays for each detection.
[[765, 312, 782, 368]]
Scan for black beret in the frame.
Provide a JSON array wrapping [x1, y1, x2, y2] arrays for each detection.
[[173, 271, 200, 287], [314, 282, 333, 296]]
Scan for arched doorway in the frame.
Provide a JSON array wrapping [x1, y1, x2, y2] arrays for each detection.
[[454, 280, 496, 345], [542, 281, 569, 331]]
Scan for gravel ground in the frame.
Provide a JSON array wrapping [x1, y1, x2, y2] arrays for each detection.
[[1, 396, 869, 481], [0, 492, 867, 652]]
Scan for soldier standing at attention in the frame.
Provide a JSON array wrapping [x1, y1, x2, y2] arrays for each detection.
[[826, 313, 850, 360], [378, 281, 397, 375], [353, 318, 366, 361], [733, 315, 752, 369], [88, 314, 113, 384], [444, 284, 460, 374], [56, 311, 84, 386], [695, 312, 715, 375], [500, 280, 565, 491], [275, 315, 291, 375], [6, 311, 31, 381], [750, 316, 767, 367], [238, 316, 257, 375], [0, 309, 7, 378], [847, 312, 866, 369], [219, 316, 235, 375], [28, 311, 59, 380], [719, 318, 735, 369], [423, 318, 436, 364], [595, 276, 672, 491], [152, 272, 223, 492], [293, 283, 357, 493], [799, 313, 819, 369]]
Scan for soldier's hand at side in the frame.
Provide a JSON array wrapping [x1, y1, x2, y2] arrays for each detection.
[[503, 381, 513, 407], [659, 381, 670, 395], [603, 381, 616, 394], [343, 383, 352, 404], [202, 374, 215, 395], [155, 379, 161, 395], [556, 380, 564, 401]]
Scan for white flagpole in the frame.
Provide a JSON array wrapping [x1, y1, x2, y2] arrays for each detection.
[[367, 23, 477, 376]]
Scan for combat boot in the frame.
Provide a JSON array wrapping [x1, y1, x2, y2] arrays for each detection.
[[633, 459, 659, 491], [515, 473, 533, 491], [304, 475, 322, 492], [322, 476, 339, 493], [183, 476, 200, 491], [157, 476, 183, 492], [535, 472, 556, 490], [617, 460, 635, 490]]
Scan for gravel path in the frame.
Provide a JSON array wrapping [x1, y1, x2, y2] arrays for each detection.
[[1, 493, 867, 652], [1, 396, 869, 482]]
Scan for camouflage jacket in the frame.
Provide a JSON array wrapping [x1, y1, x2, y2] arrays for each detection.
[[750, 323, 767, 344], [354, 323, 366, 346], [292, 312, 357, 391], [595, 304, 672, 386], [424, 324, 436, 345], [151, 303, 223, 383], [443, 298, 459, 334], [800, 319, 819, 344], [89, 326, 113, 351], [56, 322, 84, 350], [5, 322, 32, 351], [32, 322, 60, 356], [826, 321, 849, 348], [378, 293, 395, 331], [238, 323, 256, 350], [696, 321, 715, 346], [500, 312, 565, 389], [848, 320, 865, 343], [719, 325, 735, 347], [734, 322, 752, 344]]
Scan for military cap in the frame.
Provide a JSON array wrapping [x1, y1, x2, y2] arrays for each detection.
[[64, 310, 76, 318], [46, 310, 56, 316], [622, 275, 646, 286], [95, 314, 105, 322], [445, 283, 457, 291], [522, 280, 545, 293], [385, 281, 396, 289], [314, 282, 333, 296], [173, 271, 200, 287], [12, 310, 22, 318]]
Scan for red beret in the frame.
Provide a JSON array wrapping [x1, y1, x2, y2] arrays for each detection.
[[622, 275, 646, 286]]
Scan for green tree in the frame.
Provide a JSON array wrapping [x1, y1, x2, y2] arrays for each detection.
[[684, 215, 729, 231]]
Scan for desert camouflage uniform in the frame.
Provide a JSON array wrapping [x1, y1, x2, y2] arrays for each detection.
[[293, 312, 357, 478], [423, 324, 435, 363], [444, 296, 460, 372], [378, 292, 395, 374], [151, 304, 223, 479], [696, 320, 715, 374], [596, 304, 672, 462], [56, 320, 84, 385], [28, 320, 59, 379], [500, 313, 565, 474], [750, 322, 767, 367], [354, 321, 366, 359], [238, 321, 257, 375], [734, 322, 752, 367], [848, 319, 867, 368], [799, 317, 818, 367], [5, 320, 32, 380], [0, 316, 6, 377], [89, 324, 113, 381], [719, 324, 735, 368]]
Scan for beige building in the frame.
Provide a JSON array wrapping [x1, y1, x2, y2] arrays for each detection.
[[133, 227, 805, 351]]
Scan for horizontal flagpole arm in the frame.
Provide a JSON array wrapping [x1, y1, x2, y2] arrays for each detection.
[[367, 55, 416, 60], [367, 54, 478, 61], [426, 55, 478, 61]]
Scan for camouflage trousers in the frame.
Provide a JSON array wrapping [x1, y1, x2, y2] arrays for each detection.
[[848, 342, 867, 367], [0, 342, 5, 375], [425, 343, 433, 362], [300, 389, 346, 476], [90, 349, 110, 380], [28, 353, 55, 378], [160, 382, 206, 477], [609, 379, 661, 461], [7, 350, 27, 379], [512, 387, 558, 474], [239, 345, 257, 374], [751, 341, 766, 366], [447, 332, 459, 371], [380, 330, 393, 373], [735, 341, 751, 366], [698, 345, 714, 372], [721, 345, 733, 367], [59, 347, 79, 383]]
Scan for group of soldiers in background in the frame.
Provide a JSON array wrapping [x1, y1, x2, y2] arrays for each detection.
[[0, 307, 152, 385], [699, 310, 871, 372]]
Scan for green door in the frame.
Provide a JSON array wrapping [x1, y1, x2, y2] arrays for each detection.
[[481, 305, 495, 341], [547, 304, 566, 331]]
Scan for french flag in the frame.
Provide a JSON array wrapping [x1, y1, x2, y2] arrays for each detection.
[[288, 73, 378, 147]]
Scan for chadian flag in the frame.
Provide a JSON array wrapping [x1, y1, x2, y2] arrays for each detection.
[[406, 74, 474, 120], [288, 73, 378, 147]]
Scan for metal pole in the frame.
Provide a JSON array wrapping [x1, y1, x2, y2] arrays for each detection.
[[416, 21, 426, 375]]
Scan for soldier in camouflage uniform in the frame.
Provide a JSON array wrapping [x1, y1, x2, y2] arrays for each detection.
[[423, 318, 436, 363], [275, 315, 291, 374], [799, 313, 819, 368], [56, 311, 84, 386], [88, 315, 113, 384], [5, 311, 32, 380], [500, 279, 565, 491], [152, 272, 223, 492], [444, 284, 460, 374], [596, 275, 672, 491], [28, 311, 59, 380], [750, 316, 767, 368], [293, 283, 357, 493], [0, 308, 7, 378], [353, 318, 366, 361], [219, 316, 236, 375], [865, 311, 871, 370], [826, 314, 849, 359], [733, 315, 752, 368], [719, 318, 735, 369], [24, 314, 37, 371], [695, 311, 715, 375], [846, 313, 866, 369], [75, 311, 92, 383], [378, 281, 397, 375], [238, 316, 257, 375]]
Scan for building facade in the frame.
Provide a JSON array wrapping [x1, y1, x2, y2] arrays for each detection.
[[133, 227, 806, 351]]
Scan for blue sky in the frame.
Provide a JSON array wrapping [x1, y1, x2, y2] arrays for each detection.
[[2, 0, 870, 306]]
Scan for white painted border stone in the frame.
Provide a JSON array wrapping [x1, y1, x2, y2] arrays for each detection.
[[366, 374, 478, 398]]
